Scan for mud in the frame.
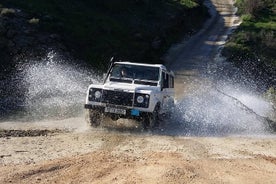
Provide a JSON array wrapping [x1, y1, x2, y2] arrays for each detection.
[[0, 129, 62, 138], [0, 124, 276, 183]]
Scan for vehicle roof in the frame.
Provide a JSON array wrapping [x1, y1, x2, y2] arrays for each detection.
[[114, 61, 167, 70]]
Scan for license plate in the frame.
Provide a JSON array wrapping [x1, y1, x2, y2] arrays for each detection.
[[105, 107, 126, 115]]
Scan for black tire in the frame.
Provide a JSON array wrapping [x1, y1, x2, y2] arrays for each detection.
[[143, 105, 160, 129], [86, 109, 103, 127]]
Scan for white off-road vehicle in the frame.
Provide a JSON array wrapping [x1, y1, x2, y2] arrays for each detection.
[[84, 61, 175, 129]]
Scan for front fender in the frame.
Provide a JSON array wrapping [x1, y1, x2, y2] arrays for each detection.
[[147, 92, 162, 112]]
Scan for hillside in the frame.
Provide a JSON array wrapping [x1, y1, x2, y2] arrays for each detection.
[[1, 0, 209, 71], [222, 0, 276, 89]]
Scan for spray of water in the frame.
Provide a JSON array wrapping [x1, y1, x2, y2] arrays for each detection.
[[13, 51, 101, 121], [1, 50, 274, 135], [166, 65, 275, 136]]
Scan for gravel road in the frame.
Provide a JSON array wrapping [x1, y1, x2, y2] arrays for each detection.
[[1, 0, 276, 183]]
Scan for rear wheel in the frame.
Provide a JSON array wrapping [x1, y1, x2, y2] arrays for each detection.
[[86, 109, 103, 127]]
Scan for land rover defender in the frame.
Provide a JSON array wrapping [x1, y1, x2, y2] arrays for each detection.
[[84, 61, 175, 129]]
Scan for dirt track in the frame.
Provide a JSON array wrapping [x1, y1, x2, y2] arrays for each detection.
[[1, 120, 276, 183], [1, 0, 276, 183]]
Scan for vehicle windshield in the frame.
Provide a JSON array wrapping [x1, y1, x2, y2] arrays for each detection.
[[109, 64, 160, 86]]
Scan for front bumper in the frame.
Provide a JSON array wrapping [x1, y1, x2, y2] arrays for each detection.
[[84, 104, 94, 109], [84, 104, 149, 118]]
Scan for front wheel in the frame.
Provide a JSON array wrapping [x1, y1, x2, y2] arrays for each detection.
[[85, 109, 103, 127], [142, 105, 160, 129]]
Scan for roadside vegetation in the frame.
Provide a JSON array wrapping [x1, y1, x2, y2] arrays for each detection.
[[222, 0, 276, 118], [2, 0, 208, 70], [222, 0, 275, 86]]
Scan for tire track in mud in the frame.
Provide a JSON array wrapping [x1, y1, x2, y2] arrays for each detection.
[[0, 129, 62, 138]]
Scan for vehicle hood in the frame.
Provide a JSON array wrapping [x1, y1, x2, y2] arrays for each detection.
[[88, 82, 159, 93]]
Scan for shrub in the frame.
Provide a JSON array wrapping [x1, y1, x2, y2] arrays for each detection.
[[28, 18, 40, 24], [0, 8, 15, 15], [241, 14, 252, 21], [261, 30, 275, 48], [244, 0, 264, 18], [179, 0, 198, 8]]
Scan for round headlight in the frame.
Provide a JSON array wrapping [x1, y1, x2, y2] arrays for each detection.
[[94, 91, 102, 99], [137, 96, 144, 103]]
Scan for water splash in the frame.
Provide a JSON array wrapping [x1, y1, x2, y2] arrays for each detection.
[[168, 78, 274, 136], [1, 51, 274, 135], [162, 52, 275, 136], [12, 51, 101, 121]]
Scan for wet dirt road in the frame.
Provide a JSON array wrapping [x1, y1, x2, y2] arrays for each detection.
[[0, 118, 276, 184], [1, 0, 276, 183]]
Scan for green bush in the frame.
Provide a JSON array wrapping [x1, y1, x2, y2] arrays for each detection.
[[179, 0, 198, 8], [223, 0, 276, 83]]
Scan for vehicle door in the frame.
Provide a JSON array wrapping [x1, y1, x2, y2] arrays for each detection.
[[161, 71, 174, 113]]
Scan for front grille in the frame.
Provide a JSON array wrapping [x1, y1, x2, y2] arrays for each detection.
[[102, 90, 133, 106]]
